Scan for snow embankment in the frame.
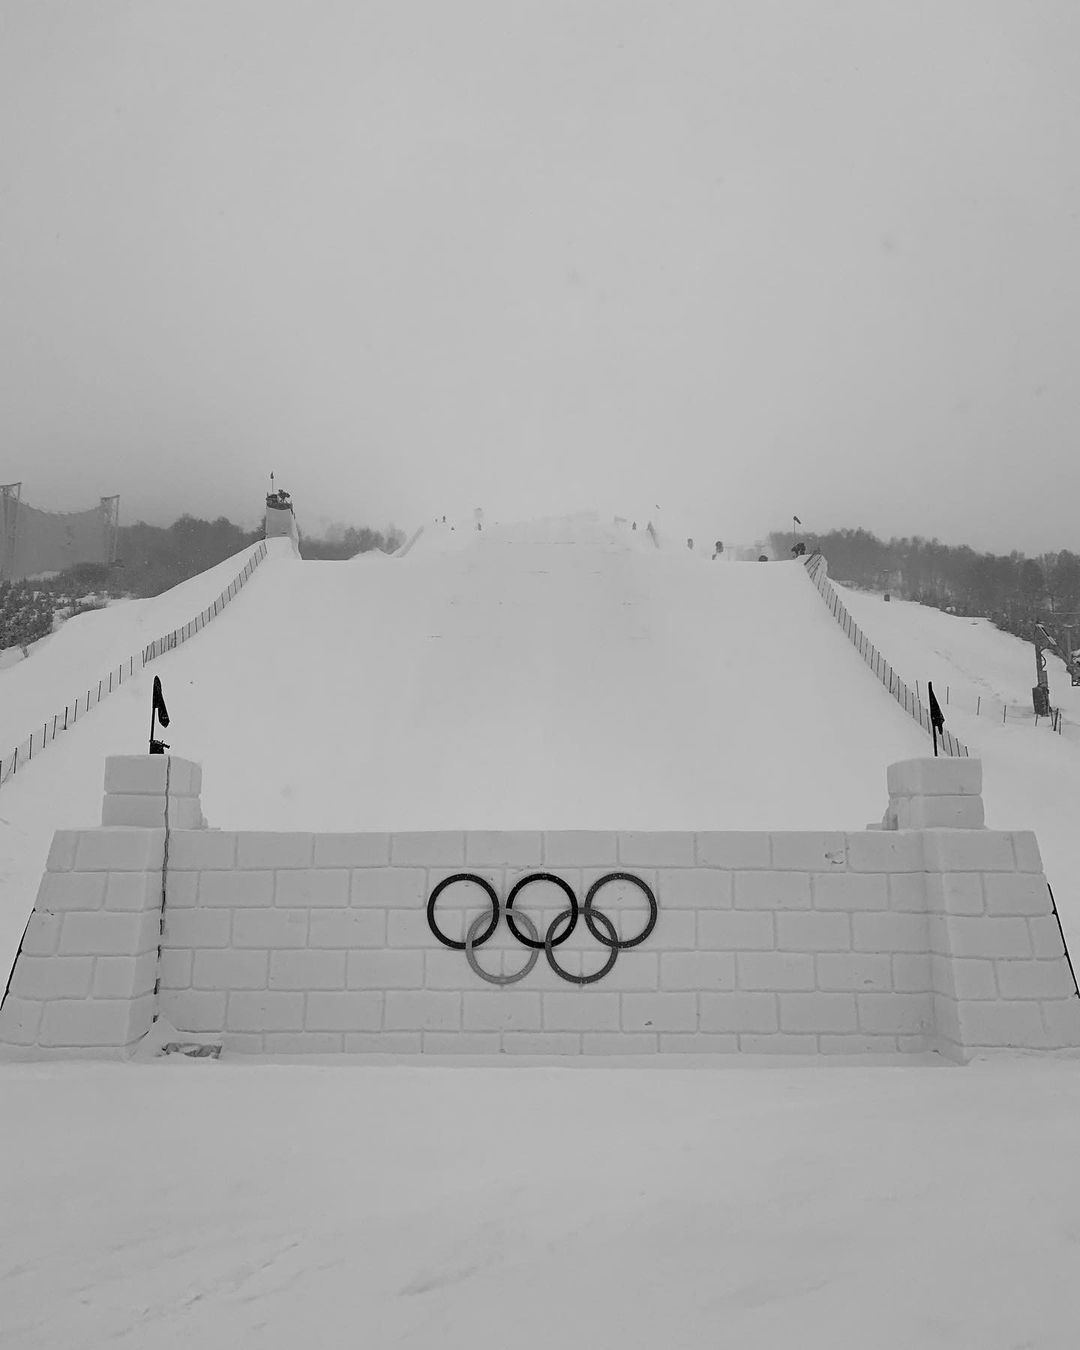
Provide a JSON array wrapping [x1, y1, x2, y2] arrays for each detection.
[[0, 542, 279, 756]]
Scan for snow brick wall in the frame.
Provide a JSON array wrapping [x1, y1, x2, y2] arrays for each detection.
[[2, 755, 1079, 1062]]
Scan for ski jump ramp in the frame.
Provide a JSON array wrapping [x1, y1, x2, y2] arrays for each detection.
[[46, 515, 929, 834], [3, 516, 931, 839]]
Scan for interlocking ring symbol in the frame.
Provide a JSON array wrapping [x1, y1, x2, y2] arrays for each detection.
[[426, 871, 658, 984]]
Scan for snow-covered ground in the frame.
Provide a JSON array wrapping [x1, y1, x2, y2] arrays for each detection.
[[4, 1055, 1080, 1349], [0, 544, 271, 757]]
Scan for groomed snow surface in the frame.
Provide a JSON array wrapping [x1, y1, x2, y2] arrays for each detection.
[[5, 1058, 1080, 1349], [4, 515, 1080, 1347]]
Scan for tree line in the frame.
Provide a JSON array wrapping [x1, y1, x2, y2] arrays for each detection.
[[111, 514, 402, 594], [769, 526, 1080, 649], [0, 513, 403, 654]]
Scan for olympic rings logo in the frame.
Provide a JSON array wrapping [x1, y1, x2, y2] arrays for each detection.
[[426, 872, 659, 985]]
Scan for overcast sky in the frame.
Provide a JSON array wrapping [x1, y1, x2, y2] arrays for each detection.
[[2, 1, 1078, 553]]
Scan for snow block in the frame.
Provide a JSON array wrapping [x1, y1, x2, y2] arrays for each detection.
[[1010, 832, 1044, 874], [237, 833, 313, 869], [881, 758, 985, 832], [887, 758, 982, 798], [312, 834, 392, 867], [46, 831, 80, 872], [770, 833, 847, 871], [168, 831, 237, 870], [894, 796, 985, 830], [695, 833, 771, 869], [104, 756, 202, 798], [102, 795, 204, 829], [923, 831, 1017, 872], [618, 833, 695, 866], [36, 871, 107, 912], [100, 757, 205, 830], [465, 832, 542, 867], [75, 829, 166, 872]]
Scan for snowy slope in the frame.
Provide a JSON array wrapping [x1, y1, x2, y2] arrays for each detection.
[[836, 584, 1080, 957], [0, 542, 272, 754], [0, 516, 928, 983]]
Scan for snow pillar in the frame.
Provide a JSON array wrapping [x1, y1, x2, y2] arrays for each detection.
[[880, 757, 984, 830], [0, 756, 203, 1058], [101, 756, 206, 826], [102, 754, 205, 828]]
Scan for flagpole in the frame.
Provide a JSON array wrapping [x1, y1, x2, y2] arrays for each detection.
[[149, 676, 170, 755]]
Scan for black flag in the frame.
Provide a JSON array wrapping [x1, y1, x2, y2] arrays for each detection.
[[152, 676, 170, 729], [927, 680, 944, 756], [927, 681, 944, 732]]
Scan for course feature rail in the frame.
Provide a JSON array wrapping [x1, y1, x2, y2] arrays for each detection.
[[803, 552, 971, 758], [0, 541, 268, 788]]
